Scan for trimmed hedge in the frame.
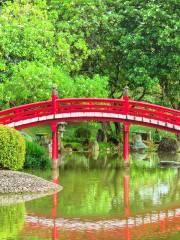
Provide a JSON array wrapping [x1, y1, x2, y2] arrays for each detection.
[[25, 140, 51, 169], [0, 125, 25, 170]]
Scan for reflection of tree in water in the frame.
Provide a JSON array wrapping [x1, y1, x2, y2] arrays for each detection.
[[60, 152, 89, 169], [104, 167, 178, 215], [158, 152, 180, 162], [66, 151, 180, 170], [170, 168, 180, 201], [110, 169, 124, 214], [0, 203, 25, 239], [61, 151, 124, 169], [26, 164, 179, 220]]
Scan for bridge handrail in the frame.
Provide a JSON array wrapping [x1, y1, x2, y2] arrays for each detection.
[[56, 103, 179, 123], [130, 100, 180, 115], [57, 98, 125, 104], [0, 100, 51, 115], [0, 98, 179, 131], [57, 98, 180, 115], [0, 98, 179, 116]]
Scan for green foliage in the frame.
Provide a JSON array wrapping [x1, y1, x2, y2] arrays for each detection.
[[64, 142, 84, 151], [48, 0, 179, 105], [73, 75, 108, 98], [2, 62, 74, 105], [0, 0, 179, 109], [0, 203, 25, 239], [0, 0, 108, 109], [25, 140, 51, 169], [0, 125, 25, 170], [75, 127, 91, 140]]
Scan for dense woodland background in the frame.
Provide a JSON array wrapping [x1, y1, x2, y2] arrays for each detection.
[[0, 0, 179, 110]]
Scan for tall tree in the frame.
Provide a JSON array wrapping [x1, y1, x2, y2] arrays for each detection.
[[48, 0, 179, 105]]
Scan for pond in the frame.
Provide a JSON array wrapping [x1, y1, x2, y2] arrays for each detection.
[[0, 152, 180, 240]]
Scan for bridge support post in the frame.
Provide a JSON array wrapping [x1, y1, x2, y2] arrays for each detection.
[[123, 123, 129, 165], [51, 122, 59, 166], [123, 86, 130, 165], [51, 85, 59, 167]]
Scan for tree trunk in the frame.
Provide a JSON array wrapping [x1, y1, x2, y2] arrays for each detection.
[[114, 122, 121, 136], [177, 134, 180, 143]]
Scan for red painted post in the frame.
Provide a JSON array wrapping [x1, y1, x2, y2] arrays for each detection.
[[51, 122, 58, 162], [123, 123, 130, 164], [52, 84, 58, 114], [51, 85, 59, 164], [123, 86, 130, 164], [123, 86, 129, 105]]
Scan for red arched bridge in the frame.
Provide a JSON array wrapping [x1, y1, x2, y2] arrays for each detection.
[[0, 86, 179, 163]]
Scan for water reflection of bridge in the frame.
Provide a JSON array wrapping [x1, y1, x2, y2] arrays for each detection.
[[23, 175, 180, 240], [25, 209, 180, 239]]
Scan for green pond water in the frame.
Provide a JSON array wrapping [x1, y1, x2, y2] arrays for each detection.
[[0, 152, 180, 240]]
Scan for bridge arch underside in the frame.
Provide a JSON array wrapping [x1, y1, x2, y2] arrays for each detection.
[[6, 112, 180, 134]]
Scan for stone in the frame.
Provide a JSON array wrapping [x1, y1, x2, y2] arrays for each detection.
[[158, 138, 178, 152]]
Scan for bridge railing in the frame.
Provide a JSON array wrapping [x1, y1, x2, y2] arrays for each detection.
[[128, 101, 180, 125], [56, 98, 180, 125], [57, 98, 125, 113], [0, 100, 52, 125], [0, 98, 179, 130]]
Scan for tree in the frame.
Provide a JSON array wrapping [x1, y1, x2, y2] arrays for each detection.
[[0, 0, 108, 108], [48, 0, 179, 105], [0, 0, 179, 110]]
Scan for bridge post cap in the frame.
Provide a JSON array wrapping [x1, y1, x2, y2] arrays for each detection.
[[123, 86, 129, 96], [52, 84, 58, 96]]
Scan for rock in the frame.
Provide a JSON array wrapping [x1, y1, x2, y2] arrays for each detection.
[[158, 138, 178, 152]]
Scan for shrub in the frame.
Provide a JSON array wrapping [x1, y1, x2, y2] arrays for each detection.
[[75, 127, 91, 140], [25, 140, 51, 169], [0, 124, 25, 170]]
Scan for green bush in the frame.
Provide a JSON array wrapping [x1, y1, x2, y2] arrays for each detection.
[[0, 124, 25, 170], [0, 203, 25, 239], [25, 140, 51, 169], [75, 127, 91, 140]]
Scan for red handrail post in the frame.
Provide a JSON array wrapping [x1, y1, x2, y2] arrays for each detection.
[[123, 86, 129, 113], [51, 85, 59, 165], [52, 84, 58, 114]]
